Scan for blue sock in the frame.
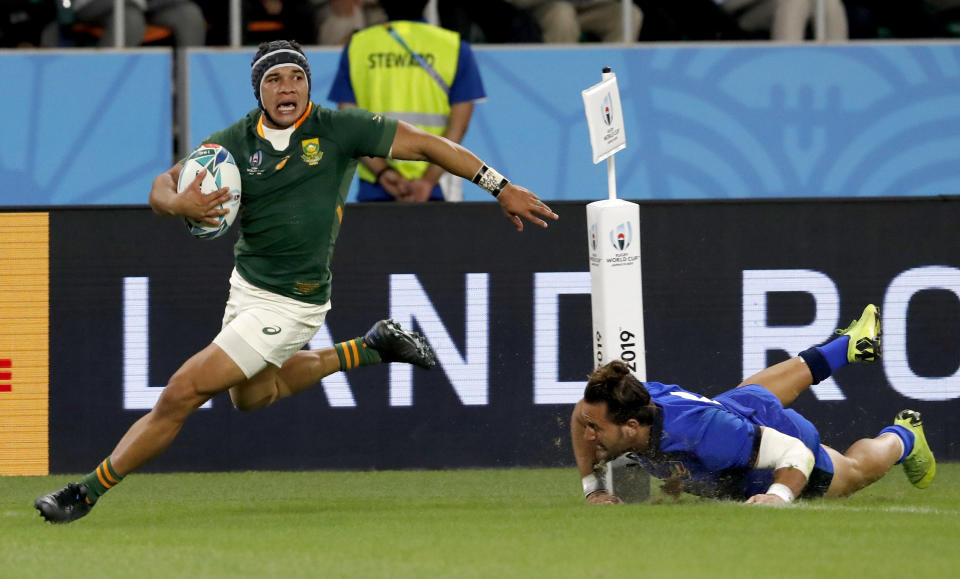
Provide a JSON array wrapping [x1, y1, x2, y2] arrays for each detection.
[[817, 335, 850, 373], [799, 336, 850, 385], [878, 425, 914, 464]]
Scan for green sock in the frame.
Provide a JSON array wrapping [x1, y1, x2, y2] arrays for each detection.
[[80, 457, 124, 504], [334, 337, 382, 371]]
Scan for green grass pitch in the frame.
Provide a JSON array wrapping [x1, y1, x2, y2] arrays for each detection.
[[2, 465, 958, 578]]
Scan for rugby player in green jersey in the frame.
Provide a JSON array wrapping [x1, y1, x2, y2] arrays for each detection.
[[35, 40, 558, 524]]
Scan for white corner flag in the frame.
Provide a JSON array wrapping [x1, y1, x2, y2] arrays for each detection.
[[581, 68, 645, 378], [582, 67, 649, 503], [582, 73, 627, 165]]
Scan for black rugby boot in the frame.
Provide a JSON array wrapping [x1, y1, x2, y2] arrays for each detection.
[[363, 319, 436, 369], [35, 482, 94, 524]]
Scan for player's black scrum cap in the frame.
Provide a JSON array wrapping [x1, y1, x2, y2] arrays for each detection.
[[250, 40, 312, 111]]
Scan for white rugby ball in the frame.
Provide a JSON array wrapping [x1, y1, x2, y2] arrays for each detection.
[[177, 144, 242, 240]]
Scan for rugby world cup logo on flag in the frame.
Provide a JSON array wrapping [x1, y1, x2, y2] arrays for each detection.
[[601, 93, 613, 126], [610, 221, 633, 251], [589, 223, 598, 251]]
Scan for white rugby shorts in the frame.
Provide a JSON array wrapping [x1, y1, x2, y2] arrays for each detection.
[[213, 268, 331, 378]]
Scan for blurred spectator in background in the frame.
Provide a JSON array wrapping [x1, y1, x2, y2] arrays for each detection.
[[506, 0, 642, 43], [0, 0, 55, 47], [718, 0, 848, 41], [633, 0, 748, 41], [327, 0, 485, 202], [315, 0, 386, 45], [239, 0, 318, 45], [145, 0, 205, 46], [437, 0, 543, 43], [927, 0, 960, 35], [844, 0, 947, 39], [41, 0, 205, 47]]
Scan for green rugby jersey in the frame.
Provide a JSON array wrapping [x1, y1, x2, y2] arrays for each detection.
[[199, 103, 397, 304]]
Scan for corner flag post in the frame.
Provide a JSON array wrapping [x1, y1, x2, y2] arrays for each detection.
[[582, 66, 649, 502]]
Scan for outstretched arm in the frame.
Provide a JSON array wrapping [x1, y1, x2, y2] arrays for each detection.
[[571, 399, 622, 504], [388, 121, 559, 231], [149, 163, 232, 226], [745, 426, 815, 505]]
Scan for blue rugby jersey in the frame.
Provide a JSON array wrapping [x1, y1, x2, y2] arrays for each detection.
[[625, 382, 827, 500]]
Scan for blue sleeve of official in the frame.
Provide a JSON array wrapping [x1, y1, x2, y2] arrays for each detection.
[[326, 42, 356, 104], [448, 41, 485, 105], [695, 409, 757, 472]]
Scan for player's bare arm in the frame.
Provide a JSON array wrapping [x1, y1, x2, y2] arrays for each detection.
[[571, 399, 623, 505], [410, 101, 475, 201], [149, 163, 232, 226], [388, 121, 559, 230]]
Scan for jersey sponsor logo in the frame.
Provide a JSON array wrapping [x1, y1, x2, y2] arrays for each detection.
[[300, 138, 323, 166], [262, 326, 281, 335], [294, 280, 321, 296], [246, 150, 265, 175]]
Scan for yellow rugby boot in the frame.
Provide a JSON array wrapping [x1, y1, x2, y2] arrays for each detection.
[[894, 410, 936, 489], [835, 304, 881, 363]]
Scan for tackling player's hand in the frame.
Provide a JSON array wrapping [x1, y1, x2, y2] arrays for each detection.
[[496, 184, 558, 231], [585, 491, 623, 505], [176, 169, 232, 226], [744, 493, 789, 505]]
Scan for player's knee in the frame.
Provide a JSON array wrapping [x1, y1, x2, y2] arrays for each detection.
[[231, 390, 277, 412], [229, 381, 279, 412], [154, 375, 209, 421]]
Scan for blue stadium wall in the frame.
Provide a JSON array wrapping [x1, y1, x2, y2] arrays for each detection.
[[34, 198, 960, 472], [4, 43, 960, 205]]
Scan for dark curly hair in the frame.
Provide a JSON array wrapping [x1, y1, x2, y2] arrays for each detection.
[[583, 360, 655, 425]]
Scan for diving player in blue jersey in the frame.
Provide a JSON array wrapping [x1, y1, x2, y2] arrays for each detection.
[[571, 305, 937, 505]]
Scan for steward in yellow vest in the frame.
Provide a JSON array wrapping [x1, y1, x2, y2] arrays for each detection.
[[327, 0, 486, 202]]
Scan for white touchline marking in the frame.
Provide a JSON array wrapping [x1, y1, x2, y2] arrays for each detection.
[[794, 504, 959, 516]]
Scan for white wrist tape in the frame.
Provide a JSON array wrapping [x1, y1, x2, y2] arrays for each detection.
[[755, 427, 815, 479], [472, 164, 509, 197], [582, 472, 604, 497], [766, 483, 795, 503]]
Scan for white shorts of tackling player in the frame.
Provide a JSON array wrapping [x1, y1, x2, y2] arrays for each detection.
[[213, 268, 331, 377]]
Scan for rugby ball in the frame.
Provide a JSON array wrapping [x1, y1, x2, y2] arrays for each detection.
[[177, 144, 242, 240]]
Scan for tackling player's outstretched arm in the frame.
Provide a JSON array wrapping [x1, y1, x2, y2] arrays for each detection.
[[149, 163, 232, 226], [387, 120, 559, 231], [745, 426, 815, 505]]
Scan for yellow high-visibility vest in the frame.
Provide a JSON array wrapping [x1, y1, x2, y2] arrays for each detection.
[[348, 21, 460, 182]]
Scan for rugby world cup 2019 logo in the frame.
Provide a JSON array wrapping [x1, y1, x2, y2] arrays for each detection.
[[247, 150, 264, 175], [589, 223, 598, 252], [610, 221, 632, 251], [601, 93, 613, 126]]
